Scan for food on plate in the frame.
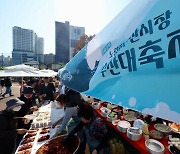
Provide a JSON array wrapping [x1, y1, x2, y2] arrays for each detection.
[[37, 135, 50, 142], [18, 143, 32, 151], [30, 128, 39, 131], [124, 115, 137, 122], [108, 112, 117, 118], [112, 108, 121, 113], [149, 130, 163, 139], [36, 117, 43, 121], [44, 116, 51, 120], [21, 137, 35, 144], [24, 114, 36, 120], [112, 120, 120, 126], [40, 129, 50, 134], [17, 150, 31, 154], [59, 129, 68, 135], [36, 136, 79, 154], [42, 126, 51, 130], [169, 123, 180, 133], [154, 123, 171, 133], [24, 132, 37, 138], [127, 111, 136, 116]]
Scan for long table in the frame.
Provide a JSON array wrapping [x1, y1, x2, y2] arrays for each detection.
[[15, 103, 65, 154], [94, 107, 171, 154]]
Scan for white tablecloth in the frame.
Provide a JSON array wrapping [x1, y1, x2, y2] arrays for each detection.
[[15, 103, 65, 154]]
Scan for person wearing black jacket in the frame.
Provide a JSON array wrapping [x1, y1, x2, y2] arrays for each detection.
[[0, 98, 27, 154], [0, 78, 4, 94], [2, 77, 13, 97], [39, 77, 55, 102], [16, 86, 38, 146], [17, 86, 37, 119], [64, 103, 109, 154]]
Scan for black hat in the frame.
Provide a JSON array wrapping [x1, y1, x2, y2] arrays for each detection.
[[6, 98, 24, 110], [23, 86, 34, 94]]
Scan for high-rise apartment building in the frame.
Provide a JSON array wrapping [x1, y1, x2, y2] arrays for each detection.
[[70, 25, 85, 59], [35, 37, 44, 63], [12, 26, 44, 65], [44, 53, 55, 65], [55, 21, 85, 64], [13, 26, 35, 52]]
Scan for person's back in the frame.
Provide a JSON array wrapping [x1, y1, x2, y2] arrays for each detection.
[[2, 77, 13, 97], [4, 77, 12, 87], [0, 110, 17, 154]]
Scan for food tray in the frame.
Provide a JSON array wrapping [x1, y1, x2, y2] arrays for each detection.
[[15, 126, 59, 154], [154, 124, 171, 134], [149, 130, 163, 140]]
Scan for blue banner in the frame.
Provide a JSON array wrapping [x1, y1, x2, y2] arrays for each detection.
[[59, 0, 180, 123]]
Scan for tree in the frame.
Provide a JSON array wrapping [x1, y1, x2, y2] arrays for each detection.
[[74, 34, 95, 55]]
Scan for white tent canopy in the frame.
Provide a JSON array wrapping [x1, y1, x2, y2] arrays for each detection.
[[39, 69, 57, 76], [0, 64, 52, 77], [4, 64, 39, 71], [0, 69, 50, 77]]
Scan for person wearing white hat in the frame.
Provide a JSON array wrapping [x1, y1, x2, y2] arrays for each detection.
[[0, 98, 28, 154]]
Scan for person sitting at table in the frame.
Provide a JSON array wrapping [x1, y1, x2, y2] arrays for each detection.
[[0, 98, 28, 154], [63, 103, 109, 154]]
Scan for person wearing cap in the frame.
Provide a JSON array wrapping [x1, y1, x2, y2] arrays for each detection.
[[0, 98, 28, 154], [16, 86, 38, 146], [18, 86, 38, 118]]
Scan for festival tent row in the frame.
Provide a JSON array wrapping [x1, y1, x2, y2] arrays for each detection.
[[0, 64, 57, 77], [58, 0, 180, 123]]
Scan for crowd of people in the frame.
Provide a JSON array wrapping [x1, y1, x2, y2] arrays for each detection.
[[0, 76, 110, 154], [0, 77, 14, 97]]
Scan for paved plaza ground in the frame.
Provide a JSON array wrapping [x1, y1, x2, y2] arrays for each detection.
[[0, 83, 20, 111]]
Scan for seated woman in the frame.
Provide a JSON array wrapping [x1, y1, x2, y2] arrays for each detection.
[[65, 104, 109, 154]]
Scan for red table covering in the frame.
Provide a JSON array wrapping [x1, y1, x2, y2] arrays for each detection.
[[94, 107, 171, 154]]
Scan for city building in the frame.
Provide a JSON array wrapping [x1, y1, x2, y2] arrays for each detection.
[[12, 50, 35, 65], [55, 21, 85, 64], [0, 55, 11, 67], [70, 25, 85, 59], [35, 37, 44, 63], [12, 26, 44, 65], [44, 53, 55, 65]]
